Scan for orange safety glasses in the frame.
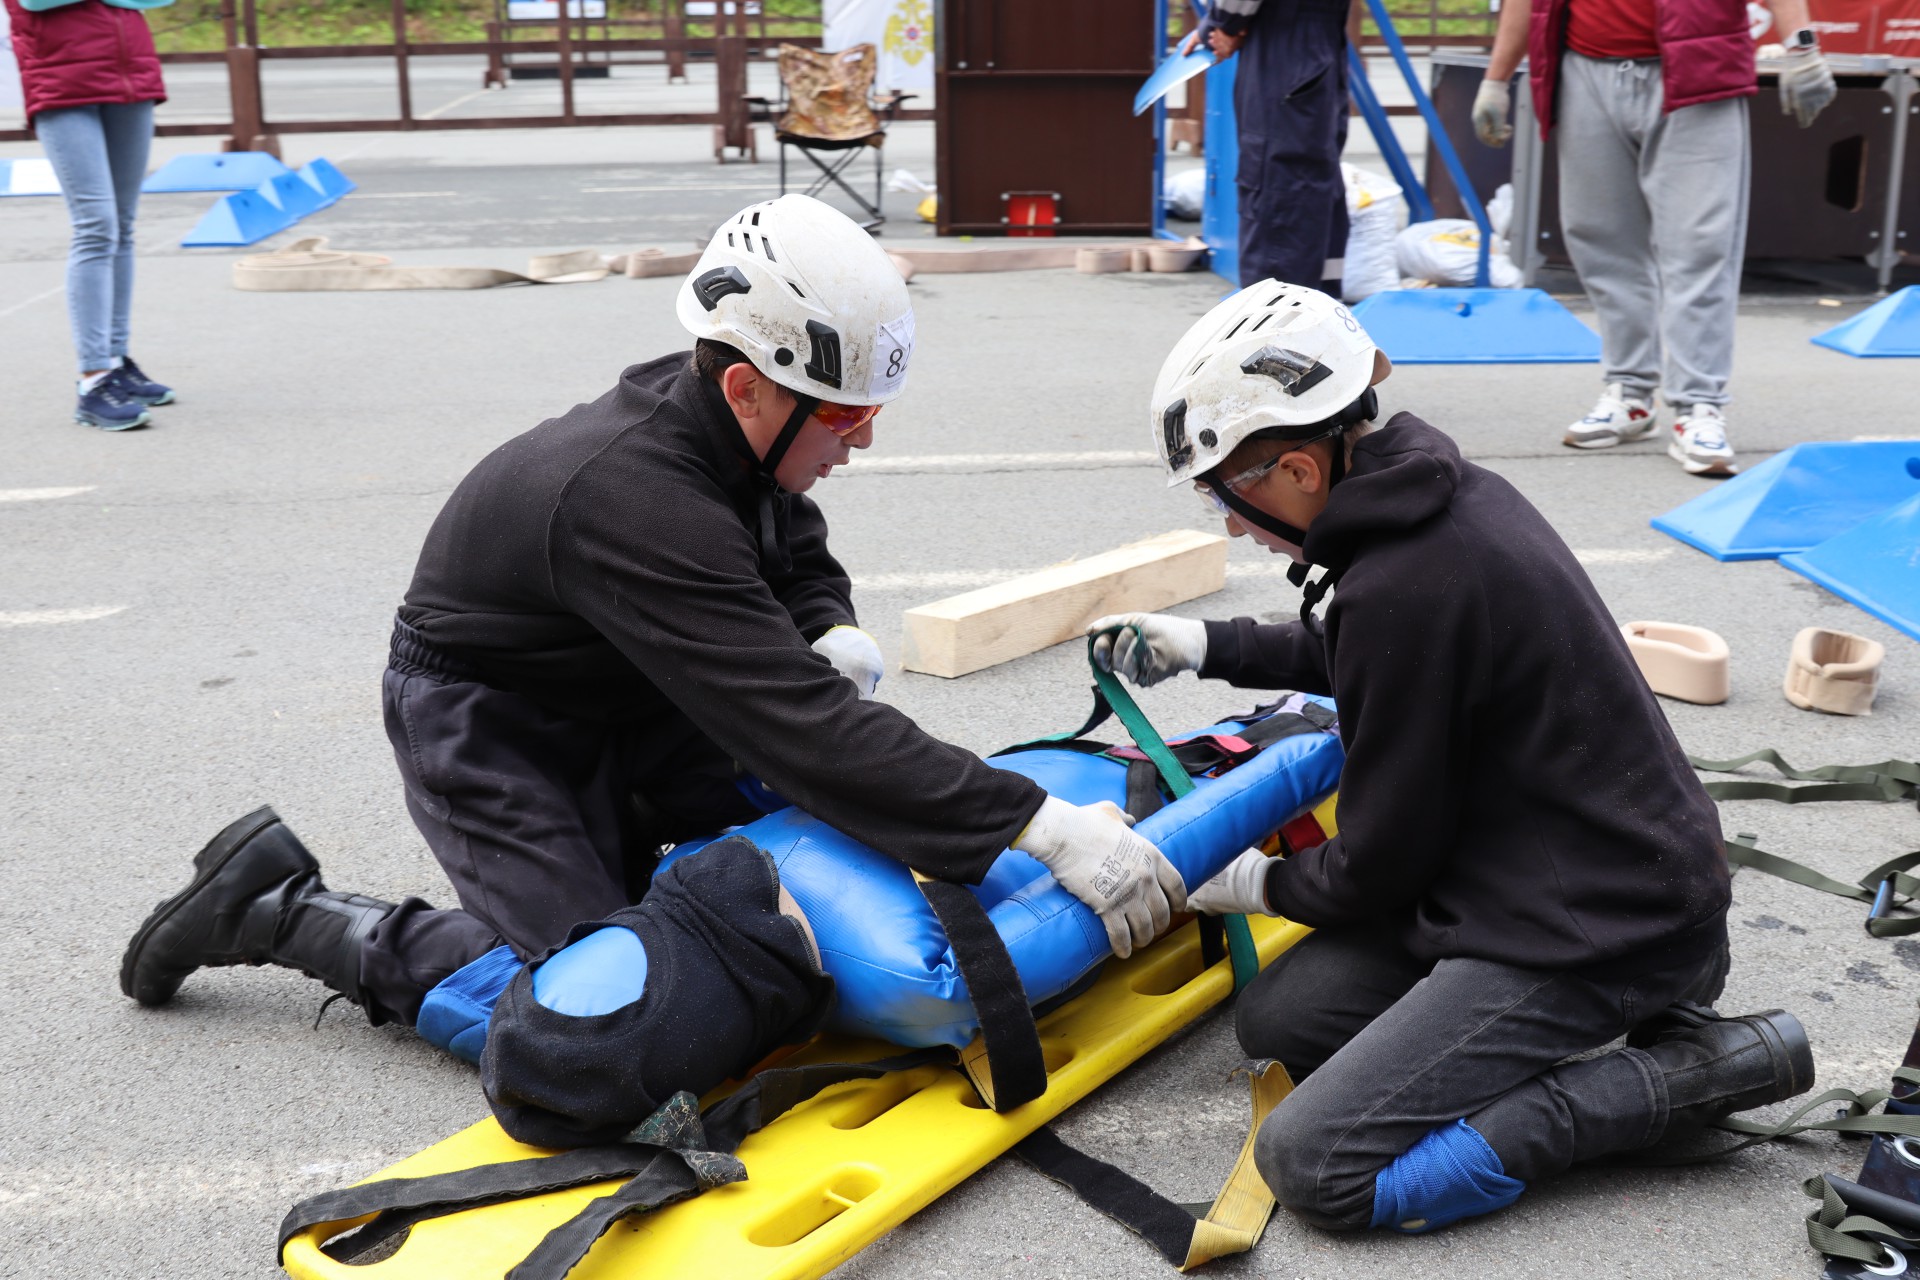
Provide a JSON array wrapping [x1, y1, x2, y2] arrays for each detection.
[[811, 400, 882, 436]]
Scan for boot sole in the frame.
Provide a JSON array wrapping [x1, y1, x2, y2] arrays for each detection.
[[1562, 424, 1657, 450], [118, 806, 285, 1005], [76, 410, 151, 432]]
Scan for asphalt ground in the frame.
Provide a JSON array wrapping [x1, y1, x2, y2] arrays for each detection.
[[3, 113, 1919, 1280]]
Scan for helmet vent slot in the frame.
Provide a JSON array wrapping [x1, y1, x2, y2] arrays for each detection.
[[727, 233, 736, 248], [762, 237, 777, 262], [1240, 345, 1332, 398], [752, 211, 763, 226], [1223, 316, 1249, 341], [788, 281, 806, 297]]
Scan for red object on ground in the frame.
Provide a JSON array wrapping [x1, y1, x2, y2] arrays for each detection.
[[1003, 192, 1059, 237], [1, 0, 166, 126]]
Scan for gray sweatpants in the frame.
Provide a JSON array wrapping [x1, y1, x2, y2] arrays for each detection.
[[1556, 51, 1750, 408]]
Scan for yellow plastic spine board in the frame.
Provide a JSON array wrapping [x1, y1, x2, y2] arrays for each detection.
[[283, 796, 1336, 1280]]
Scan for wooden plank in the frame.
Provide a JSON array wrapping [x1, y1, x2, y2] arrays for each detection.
[[900, 530, 1228, 679]]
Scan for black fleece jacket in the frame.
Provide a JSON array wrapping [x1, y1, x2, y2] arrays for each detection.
[[1201, 414, 1729, 970], [399, 354, 1044, 884]]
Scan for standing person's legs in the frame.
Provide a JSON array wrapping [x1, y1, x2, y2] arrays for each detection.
[[1641, 97, 1750, 409], [34, 106, 118, 375], [1557, 53, 1662, 403], [96, 101, 154, 367], [1235, 39, 1348, 289], [1252, 941, 1743, 1232]]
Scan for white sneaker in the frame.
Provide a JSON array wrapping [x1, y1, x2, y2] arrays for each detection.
[[1669, 404, 1737, 476], [1563, 383, 1657, 449]]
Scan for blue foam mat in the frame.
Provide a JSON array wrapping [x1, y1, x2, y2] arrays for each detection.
[[260, 170, 325, 218], [143, 151, 291, 193], [1811, 287, 1920, 358], [1781, 490, 1920, 643], [297, 158, 356, 207], [1651, 441, 1920, 561], [181, 188, 297, 247], [1350, 288, 1601, 364]]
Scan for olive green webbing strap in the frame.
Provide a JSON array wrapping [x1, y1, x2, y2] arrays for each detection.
[[1688, 749, 1920, 936], [1625, 1069, 1920, 1168], [1085, 629, 1261, 992], [1689, 749, 1920, 807]]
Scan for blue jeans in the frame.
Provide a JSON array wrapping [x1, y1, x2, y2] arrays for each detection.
[[37, 101, 154, 374]]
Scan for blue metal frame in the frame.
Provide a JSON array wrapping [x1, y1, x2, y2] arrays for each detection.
[[1345, 45, 1434, 225], [1153, 0, 1171, 240], [1361, 0, 1490, 285]]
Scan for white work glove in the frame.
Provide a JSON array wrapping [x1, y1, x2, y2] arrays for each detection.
[[811, 625, 884, 698], [1779, 42, 1837, 128], [1087, 613, 1208, 689], [1015, 797, 1187, 959], [1187, 848, 1278, 917], [1472, 77, 1513, 148]]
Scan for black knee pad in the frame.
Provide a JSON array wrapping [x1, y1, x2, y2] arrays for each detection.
[[481, 836, 834, 1148]]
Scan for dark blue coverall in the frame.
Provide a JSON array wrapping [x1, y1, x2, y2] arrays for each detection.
[[1204, 0, 1353, 290]]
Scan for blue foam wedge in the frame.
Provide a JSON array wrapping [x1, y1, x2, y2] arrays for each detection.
[[1651, 440, 1920, 561]]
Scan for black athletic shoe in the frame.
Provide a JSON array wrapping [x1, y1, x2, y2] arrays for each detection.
[[112, 357, 175, 406], [119, 807, 321, 1006]]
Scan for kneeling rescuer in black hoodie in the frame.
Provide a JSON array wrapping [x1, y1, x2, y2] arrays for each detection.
[[1089, 282, 1816, 1235]]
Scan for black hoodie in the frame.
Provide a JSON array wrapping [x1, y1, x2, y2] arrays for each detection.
[[1201, 414, 1729, 970], [399, 354, 1044, 884]]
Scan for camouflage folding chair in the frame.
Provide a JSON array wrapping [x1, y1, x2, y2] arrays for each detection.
[[747, 43, 911, 231]]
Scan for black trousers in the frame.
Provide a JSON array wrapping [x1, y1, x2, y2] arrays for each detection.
[[1234, 14, 1351, 290], [1235, 919, 1730, 1229], [356, 653, 763, 1026]]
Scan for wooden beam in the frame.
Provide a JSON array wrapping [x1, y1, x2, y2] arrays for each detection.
[[900, 531, 1228, 679]]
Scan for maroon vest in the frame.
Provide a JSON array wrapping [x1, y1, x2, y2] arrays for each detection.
[[1529, 0, 1756, 136], [3, 0, 167, 126]]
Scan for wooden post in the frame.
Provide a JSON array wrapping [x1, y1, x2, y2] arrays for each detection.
[[392, 0, 414, 125], [665, 0, 687, 83], [483, 18, 506, 88], [222, 0, 279, 156], [557, 0, 576, 122], [715, 33, 752, 160]]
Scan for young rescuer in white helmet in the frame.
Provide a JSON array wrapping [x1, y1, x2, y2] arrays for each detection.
[[1089, 282, 1814, 1236], [121, 197, 1183, 1083]]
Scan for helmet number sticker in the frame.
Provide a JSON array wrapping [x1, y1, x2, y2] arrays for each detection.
[[869, 312, 915, 400]]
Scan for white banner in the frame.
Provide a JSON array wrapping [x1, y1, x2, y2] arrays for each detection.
[[1, 4, 24, 116], [822, 0, 933, 92]]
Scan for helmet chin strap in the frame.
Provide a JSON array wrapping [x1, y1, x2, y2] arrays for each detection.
[[747, 395, 820, 577]]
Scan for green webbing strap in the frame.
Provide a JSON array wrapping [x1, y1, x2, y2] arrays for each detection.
[[1689, 749, 1920, 808], [1688, 748, 1920, 936], [1085, 628, 1261, 992], [1626, 1068, 1920, 1167]]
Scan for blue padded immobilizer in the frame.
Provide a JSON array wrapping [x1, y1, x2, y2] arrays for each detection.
[[1371, 1120, 1525, 1233], [412, 700, 1343, 1059], [416, 945, 521, 1064], [532, 926, 648, 1016]]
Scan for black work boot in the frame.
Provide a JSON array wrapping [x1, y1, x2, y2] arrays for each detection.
[[119, 807, 393, 1013], [1640, 1005, 1816, 1140]]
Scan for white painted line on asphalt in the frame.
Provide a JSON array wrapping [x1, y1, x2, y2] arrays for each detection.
[[349, 191, 459, 199], [0, 486, 93, 503], [0, 606, 126, 628], [0, 283, 64, 320], [844, 450, 1158, 474], [1574, 548, 1673, 565], [852, 549, 1671, 592], [583, 183, 771, 193], [423, 88, 493, 120]]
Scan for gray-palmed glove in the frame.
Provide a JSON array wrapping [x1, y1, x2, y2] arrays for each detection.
[[1473, 78, 1513, 148], [1087, 613, 1208, 688], [1779, 42, 1837, 128], [1188, 848, 1278, 917], [811, 625, 885, 698], [1015, 797, 1188, 958]]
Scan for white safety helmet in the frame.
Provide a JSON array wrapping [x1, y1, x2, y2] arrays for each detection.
[[676, 194, 915, 408], [1149, 281, 1379, 488]]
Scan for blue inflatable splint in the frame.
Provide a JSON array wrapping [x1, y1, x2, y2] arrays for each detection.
[[417, 696, 1344, 1062]]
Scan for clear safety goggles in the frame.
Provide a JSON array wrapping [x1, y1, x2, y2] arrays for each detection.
[[811, 400, 882, 436], [1192, 454, 1283, 516]]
